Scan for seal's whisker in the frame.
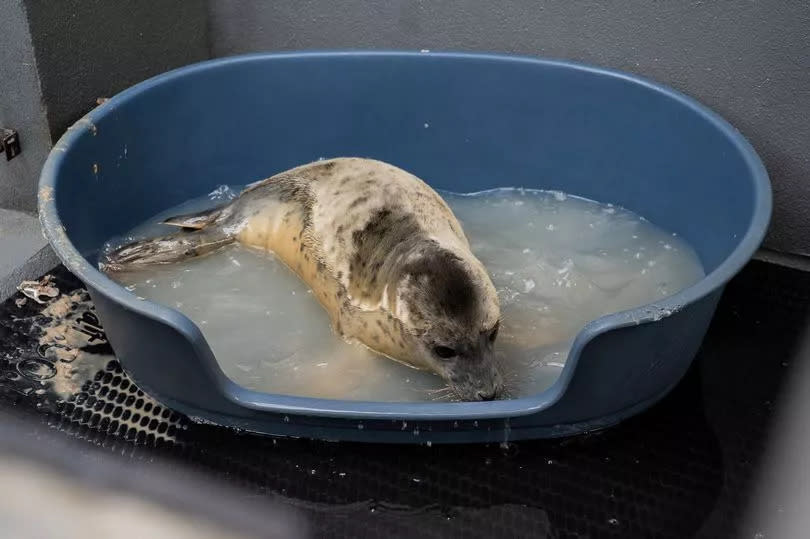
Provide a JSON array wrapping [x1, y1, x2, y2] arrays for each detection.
[[419, 385, 459, 402], [423, 386, 453, 396], [430, 390, 463, 403]]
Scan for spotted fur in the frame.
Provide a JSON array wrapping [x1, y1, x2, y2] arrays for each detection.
[[104, 158, 504, 400]]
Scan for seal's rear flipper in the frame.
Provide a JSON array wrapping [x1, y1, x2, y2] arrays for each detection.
[[162, 205, 226, 230], [101, 229, 234, 272]]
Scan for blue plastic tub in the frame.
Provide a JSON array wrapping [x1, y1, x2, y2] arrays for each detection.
[[39, 52, 770, 443]]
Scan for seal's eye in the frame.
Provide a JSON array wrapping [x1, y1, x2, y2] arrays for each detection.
[[433, 346, 457, 359], [488, 322, 500, 343]]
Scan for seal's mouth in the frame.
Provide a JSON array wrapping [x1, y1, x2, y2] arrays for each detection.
[[450, 386, 502, 402], [475, 389, 499, 401], [449, 374, 505, 402]]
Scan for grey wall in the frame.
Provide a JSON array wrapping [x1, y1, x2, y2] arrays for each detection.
[[24, 0, 210, 140], [0, 1, 210, 214], [0, 0, 53, 213], [209, 0, 810, 257], [3, 2, 807, 256]]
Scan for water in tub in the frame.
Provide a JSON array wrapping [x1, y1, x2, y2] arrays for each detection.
[[105, 186, 704, 402]]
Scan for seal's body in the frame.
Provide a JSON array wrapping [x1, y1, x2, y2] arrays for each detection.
[[104, 158, 503, 400]]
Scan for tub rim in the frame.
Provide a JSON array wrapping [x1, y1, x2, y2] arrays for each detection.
[[38, 50, 772, 421]]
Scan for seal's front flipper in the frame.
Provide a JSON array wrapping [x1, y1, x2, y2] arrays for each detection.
[[162, 205, 227, 230], [101, 229, 234, 272]]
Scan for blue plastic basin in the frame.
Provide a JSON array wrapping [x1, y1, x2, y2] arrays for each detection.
[[39, 52, 771, 443]]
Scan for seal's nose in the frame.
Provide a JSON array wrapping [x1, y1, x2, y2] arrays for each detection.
[[476, 389, 497, 401]]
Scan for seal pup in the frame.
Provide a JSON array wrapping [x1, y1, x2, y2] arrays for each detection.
[[103, 158, 504, 401]]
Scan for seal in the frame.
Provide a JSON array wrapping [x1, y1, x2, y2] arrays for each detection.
[[103, 158, 504, 400]]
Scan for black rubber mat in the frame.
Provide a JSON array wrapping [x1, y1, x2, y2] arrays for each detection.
[[1, 260, 807, 538]]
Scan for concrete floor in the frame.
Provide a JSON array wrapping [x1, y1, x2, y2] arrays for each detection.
[[0, 208, 57, 300]]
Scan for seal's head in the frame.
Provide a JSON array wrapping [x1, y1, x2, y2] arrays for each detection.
[[394, 242, 503, 401]]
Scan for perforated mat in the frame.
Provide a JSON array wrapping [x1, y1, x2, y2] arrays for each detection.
[[1, 261, 806, 538]]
